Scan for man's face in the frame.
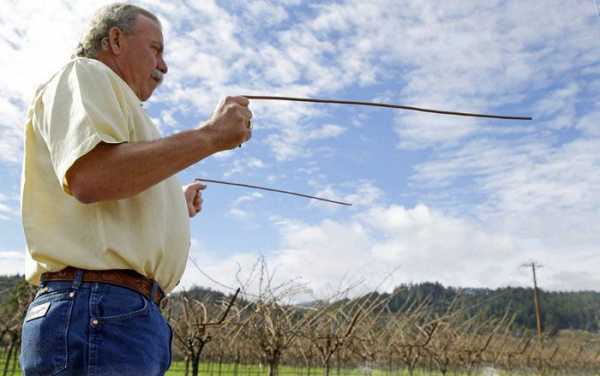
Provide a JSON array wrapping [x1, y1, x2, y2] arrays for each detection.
[[119, 15, 167, 101]]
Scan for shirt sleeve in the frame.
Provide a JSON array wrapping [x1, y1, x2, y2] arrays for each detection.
[[37, 59, 131, 194]]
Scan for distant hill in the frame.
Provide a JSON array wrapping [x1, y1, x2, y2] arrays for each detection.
[[170, 285, 230, 303], [383, 282, 600, 334], [0, 274, 23, 289], [1, 275, 599, 333]]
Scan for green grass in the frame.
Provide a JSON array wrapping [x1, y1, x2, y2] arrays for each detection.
[[164, 362, 447, 376], [0, 356, 472, 376], [0, 352, 531, 376], [0, 349, 20, 376], [163, 362, 516, 376]]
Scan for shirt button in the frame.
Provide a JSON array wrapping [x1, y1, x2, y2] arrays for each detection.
[[69, 291, 75, 298], [91, 319, 99, 327]]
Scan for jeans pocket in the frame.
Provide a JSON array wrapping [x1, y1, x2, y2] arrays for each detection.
[[94, 286, 149, 322], [88, 301, 171, 375], [20, 289, 74, 376]]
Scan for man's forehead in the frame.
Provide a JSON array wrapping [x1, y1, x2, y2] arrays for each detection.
[[134, 14, 164, 41]]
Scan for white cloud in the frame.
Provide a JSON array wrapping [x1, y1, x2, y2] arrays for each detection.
[[313, 180, 383, 208], [257, 46, 301, 84], [180, 202, 600, 298], [409, 123, 600, 272], [305, 124, 345, 140], [232, 192, 263, 206], [0, 193, 18, 220], [228, 207, 251, 220], [532, 83, 579, 130], [0, 250, 25, 275], [227, 192, 264, 220], [244, 1, 289, 27], [394, 114, 480, 149], [577, 111, 600, 136], [266, 123, 346, 161], [223, 157, 267, 178]]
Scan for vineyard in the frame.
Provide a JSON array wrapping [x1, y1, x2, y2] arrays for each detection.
[[1, 272, 600, 376], [162, 291, 600, 376]]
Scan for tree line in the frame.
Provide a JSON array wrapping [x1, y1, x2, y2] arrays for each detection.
[[2, 275, 599, 334], [383, 282, 600, 334]]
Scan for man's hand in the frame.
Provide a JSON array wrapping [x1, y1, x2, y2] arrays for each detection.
[[201, 96, 252, 150], [183, 181, 206, 217]]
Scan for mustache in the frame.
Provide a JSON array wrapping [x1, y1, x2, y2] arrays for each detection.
[[151, 69, 164, 85]]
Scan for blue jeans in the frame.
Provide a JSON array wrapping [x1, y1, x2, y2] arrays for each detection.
[[20, 270, 172, 376]]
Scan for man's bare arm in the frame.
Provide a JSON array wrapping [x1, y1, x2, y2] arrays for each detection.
[[66, 96, 252, 204]]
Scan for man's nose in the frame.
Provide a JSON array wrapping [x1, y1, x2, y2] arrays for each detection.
[[158, 57, 168, 75]]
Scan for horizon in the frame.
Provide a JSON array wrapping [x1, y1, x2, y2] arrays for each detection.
[[2, 273, 599, 295]]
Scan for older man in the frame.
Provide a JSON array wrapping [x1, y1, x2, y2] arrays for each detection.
[[19, 3, 251, 375]]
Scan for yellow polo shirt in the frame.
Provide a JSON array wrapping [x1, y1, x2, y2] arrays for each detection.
[[21, 58, 190, 293]]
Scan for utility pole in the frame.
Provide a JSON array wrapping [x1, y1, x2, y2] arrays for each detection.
[[521, 262, 543, 339]]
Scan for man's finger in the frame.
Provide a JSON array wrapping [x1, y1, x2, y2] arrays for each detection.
[[226, 95, 249, 107], [237, 96, 250, 106], [189, 181, 207, 191], [239, 107, 252, 121]]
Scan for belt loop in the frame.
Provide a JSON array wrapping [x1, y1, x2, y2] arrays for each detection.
[[150, 281, 159, 304], [150, 280, 164, 305], [72, 269, 84, 290]]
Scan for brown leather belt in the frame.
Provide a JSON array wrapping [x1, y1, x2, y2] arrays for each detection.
[[41, 267, 164, 305]]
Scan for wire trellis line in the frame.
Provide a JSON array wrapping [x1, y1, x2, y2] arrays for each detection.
[[243, 95, 533, 121], [196, 178, 352, 206]]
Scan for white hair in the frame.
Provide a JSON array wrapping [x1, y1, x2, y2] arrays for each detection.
[[73, 3, 159, 59]]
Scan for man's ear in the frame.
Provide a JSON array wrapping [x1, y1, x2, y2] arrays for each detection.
[[106, 26, 125, 55]]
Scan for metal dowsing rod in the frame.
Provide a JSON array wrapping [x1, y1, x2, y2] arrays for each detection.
[[243, 95, 533, 121], [202, 96, 531, 206], [195, 178, 352, 207]]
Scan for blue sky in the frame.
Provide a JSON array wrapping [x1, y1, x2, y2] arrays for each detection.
[[1, 1, 599, 297]]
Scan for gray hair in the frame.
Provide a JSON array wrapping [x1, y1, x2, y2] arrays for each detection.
[[73, 3, 159, 59]]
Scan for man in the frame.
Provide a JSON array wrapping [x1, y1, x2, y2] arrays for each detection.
[[19, 3, 252, 375]]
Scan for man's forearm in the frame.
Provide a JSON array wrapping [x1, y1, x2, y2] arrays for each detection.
[[66, 126, 221, 203]]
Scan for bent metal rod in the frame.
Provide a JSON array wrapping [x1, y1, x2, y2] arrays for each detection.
[[203, 96, 530, 206], [195, 178, 352, 207], [243, 95, 533, 121]]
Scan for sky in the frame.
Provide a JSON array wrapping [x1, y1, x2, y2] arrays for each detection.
[[1, 0, 599, 298]]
